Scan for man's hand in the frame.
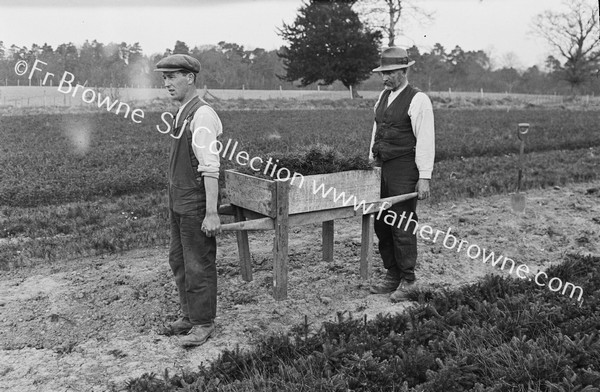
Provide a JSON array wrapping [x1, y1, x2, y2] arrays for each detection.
[[202, 212, 221, 237], [416, 179, 431, 200], [369, 155, 382, 168]]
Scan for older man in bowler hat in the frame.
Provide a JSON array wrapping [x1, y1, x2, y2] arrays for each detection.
[[155, 54, 222, 346], [368, 47, 435, 302]]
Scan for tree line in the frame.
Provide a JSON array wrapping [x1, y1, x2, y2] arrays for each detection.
[[278, 0, 599, 96], [2, 38, 597, 95], [0, 40, 290, 91], [0, 0, 597, 95]]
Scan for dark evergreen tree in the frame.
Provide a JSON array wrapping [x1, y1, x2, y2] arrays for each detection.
[[173, 40, 190, 55], [278, 0, 382, 97]]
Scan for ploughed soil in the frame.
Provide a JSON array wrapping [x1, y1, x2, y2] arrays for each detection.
[[1, 181, 599, 392]]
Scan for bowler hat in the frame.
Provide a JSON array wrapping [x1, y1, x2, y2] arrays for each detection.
[[154, 54, 201, 73], [372, 47, 415, 72]]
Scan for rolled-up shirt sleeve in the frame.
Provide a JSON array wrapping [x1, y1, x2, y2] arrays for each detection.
[[409, 92, 435, 179], [189, 105, 223, 179], [368, 121, 377, 162]]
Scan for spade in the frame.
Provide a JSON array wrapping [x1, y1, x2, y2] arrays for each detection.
[[511, 123, 529, 213]]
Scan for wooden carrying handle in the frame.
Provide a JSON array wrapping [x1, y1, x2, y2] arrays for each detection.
[[220, 192, 418, 231]]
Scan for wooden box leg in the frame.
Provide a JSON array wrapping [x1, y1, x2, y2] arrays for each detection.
[[360, 214, 374, 280], [273, 181, 289, 300], [233, 206, 252, 282], [322, 220, 334, 262]]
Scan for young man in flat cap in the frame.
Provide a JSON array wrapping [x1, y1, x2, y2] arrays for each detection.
[[369, 47, 435, 302], [155, 54, 222, 347]]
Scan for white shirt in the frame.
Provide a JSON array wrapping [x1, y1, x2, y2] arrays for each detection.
[[369, 86, 435, 179], [175, 97, 223, 179]]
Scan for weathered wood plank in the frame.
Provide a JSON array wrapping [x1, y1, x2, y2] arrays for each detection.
[[234, 206, 253, 282], [360, 214, 374, 280], [217, 204, 235, 216], [273, 180, 289, 300], [287, 168, 381, 214], [220, 192, 418, 231], [219, 206, 355, 231], [290, 206, 358, 226], [225, 170, 276, 217], [225, 169, 274, 189], [322, 220, 334, 262], [225, 168, 381, 216], [240, 209, 268, 221], [221, 217, 273, 231]]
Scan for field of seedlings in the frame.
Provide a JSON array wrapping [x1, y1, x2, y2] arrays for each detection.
[[1, 103, 599, 391], [1, 107, 599, 268]]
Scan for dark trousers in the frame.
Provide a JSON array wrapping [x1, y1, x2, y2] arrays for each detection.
[[168, 210, 217, 325], [374, 157, 419, 282]]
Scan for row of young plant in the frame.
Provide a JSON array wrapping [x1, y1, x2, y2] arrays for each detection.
[[2, 144, 598, 269], [2, 111, 599, 268], [1, 108, 599, 208], [124, 253, 600, 391]]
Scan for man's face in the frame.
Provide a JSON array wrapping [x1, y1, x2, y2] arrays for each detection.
[[380, 69, 406, 91], [162, 71, 192, 102]]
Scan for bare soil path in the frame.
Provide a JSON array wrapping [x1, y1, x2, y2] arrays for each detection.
[[1, 181, 599, 392]]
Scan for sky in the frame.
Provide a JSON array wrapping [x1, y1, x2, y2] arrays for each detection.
[[0, 0, 572, 69]]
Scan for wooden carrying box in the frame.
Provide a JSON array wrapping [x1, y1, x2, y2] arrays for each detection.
[[223, 167, 384, 300], [224, 168, 381, 217]]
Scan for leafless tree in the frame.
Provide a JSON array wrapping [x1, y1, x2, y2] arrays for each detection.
[[500, 52, 524, 71], [355, 0, 434, 47], [531, 0, 600, 91]]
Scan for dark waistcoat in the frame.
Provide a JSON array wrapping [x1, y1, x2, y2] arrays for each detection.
[[372, 85, 419, 162], [168, 96, 207, 214]]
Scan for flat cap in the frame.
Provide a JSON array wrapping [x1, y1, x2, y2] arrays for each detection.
[[154, 54, 201, 73]]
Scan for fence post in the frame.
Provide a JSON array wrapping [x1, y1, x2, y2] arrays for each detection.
[[350, 85, 353, 99]]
